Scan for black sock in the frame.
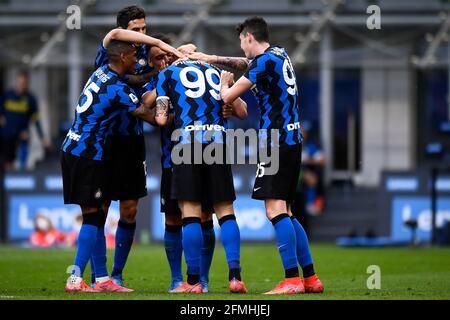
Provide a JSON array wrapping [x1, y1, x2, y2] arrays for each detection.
[[229, 268, 241, 281], [285, 267, 299, 278], [302, 264, 315, 278], [187, 274, 200, 285]]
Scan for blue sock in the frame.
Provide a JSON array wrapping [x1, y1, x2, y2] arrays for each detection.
[[72, 218, 99, 277], [91, 227, 108, 279], [111, 219, 136, 278], [200, 221, 215, 285], [271, 214, 299, 277], [290, 216, 313, 267], [218, 215, 241, 281], [182, 218, 203, 284], [164, 224, 183, 284]]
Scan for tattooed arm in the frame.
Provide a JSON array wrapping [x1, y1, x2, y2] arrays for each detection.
[[188, 52, 249, 71], [155, 96, 170, 126], [130, 103, 156, 124]]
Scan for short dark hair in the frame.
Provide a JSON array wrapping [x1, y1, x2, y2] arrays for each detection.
[[116, 5, 146, 29], [150, 33, 173, 46], [16, 69, 29, 79], [236, 16, 269, 42], [106, 40, 136, 62]]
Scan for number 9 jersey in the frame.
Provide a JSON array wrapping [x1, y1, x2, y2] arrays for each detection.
[[156, 60, 227, 144], [61, 65, 140, 161], [244, 46, 302, 146]]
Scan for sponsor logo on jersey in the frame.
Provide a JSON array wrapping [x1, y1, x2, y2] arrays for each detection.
[[67, 130, 81, 142]]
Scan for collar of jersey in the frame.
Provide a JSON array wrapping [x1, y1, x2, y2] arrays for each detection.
[[106, 65, 120, 77]]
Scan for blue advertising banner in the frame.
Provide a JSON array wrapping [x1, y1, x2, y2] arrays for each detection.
[[151, 194, 274, 241], [8, 194, 120, 241], [391, 196, 450, 241]]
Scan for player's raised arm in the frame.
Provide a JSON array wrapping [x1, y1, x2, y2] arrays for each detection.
[[189, 52, 249, 71], [103, 29, 184, 59]]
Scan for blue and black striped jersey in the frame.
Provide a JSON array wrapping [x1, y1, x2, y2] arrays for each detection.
[[94, 42, 151, 136], [61, 65, 140, 160], [142, 78, 173, 169], [94, 43, 151, 76], [244, 46, 302, 146], [156, 60, 227, 144]]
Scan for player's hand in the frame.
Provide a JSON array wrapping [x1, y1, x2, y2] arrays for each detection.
[[19, 131, 29, 141], [171, 48, 185, 59], [42, 138, 52, 150], [178, 43, 197, 55], [222, 103, 233, 119], [0, 116, 5, 126], [220, 71, 235, 86], [188, 52, 214, 64]]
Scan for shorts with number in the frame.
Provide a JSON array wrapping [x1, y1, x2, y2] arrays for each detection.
[[252, 143, 302, 203]]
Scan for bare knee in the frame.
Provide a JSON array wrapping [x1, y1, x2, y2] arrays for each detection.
[[265, 199, 288, 220], [120, 200, 138, 223]]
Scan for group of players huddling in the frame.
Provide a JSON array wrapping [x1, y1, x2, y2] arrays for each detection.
[[62, 5, 324, 295]]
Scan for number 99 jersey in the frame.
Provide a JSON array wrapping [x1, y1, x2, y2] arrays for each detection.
[[244, 46, 302, 147], [61, 65, 140, 161], [156, 60, 227, 144]]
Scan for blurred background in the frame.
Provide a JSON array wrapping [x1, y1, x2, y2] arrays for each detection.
[[0, 0, 449, 248]]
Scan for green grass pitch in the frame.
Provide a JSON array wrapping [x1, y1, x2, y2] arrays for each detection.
[[0, 243, 449, 300]]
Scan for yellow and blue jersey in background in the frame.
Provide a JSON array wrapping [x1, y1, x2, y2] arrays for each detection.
[[0, 90, 39, 138]]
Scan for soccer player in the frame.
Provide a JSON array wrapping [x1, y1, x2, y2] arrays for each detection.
[[0, 70, 51, 171], [154, 55, 248, 294], [91, 5, 183, 288], [219, 16, 324, 294], [142, 36, 216, 293], [142, 38, 245, 293], [62, 40, 155, 292]]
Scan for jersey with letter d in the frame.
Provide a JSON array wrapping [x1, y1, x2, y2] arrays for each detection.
[[245, 46, 301, 146]]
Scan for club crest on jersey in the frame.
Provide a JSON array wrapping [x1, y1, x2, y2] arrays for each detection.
[[94, 189, 102, 199], [138, 58, 147, 66]]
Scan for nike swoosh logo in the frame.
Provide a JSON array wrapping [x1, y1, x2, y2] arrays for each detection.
[[253, 187, 261, 192], [278, 244, 287, 250]]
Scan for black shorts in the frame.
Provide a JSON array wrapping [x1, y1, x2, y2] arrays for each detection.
[[161, 168, 181, 215], [252, 143, 302, 203], [103, 134, 147, 201], [171, 144, 236, 204], [162, 167, 214, 214], [61, 151, 106, 206]]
